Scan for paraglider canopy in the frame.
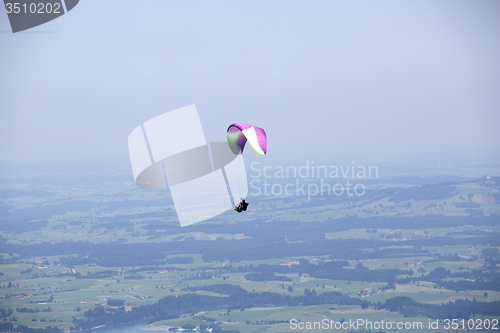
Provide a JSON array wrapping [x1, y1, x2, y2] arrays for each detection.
[[227, 123, 267, 156]]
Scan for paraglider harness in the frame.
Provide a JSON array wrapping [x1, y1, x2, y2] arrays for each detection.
[[235, 199, 249, 213]]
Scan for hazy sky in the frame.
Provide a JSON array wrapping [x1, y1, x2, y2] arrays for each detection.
[[1, 1, 499, 167]]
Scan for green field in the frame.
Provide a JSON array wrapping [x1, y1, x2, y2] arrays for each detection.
[[1, 168, 499, 332]]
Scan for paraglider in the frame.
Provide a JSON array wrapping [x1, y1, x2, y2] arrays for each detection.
[[128, 105, 260, 226], [227, 123, 267, 156], [234, 199, 249, 213], [227, 123, 267, 212], [241, 199, 249, 211]]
